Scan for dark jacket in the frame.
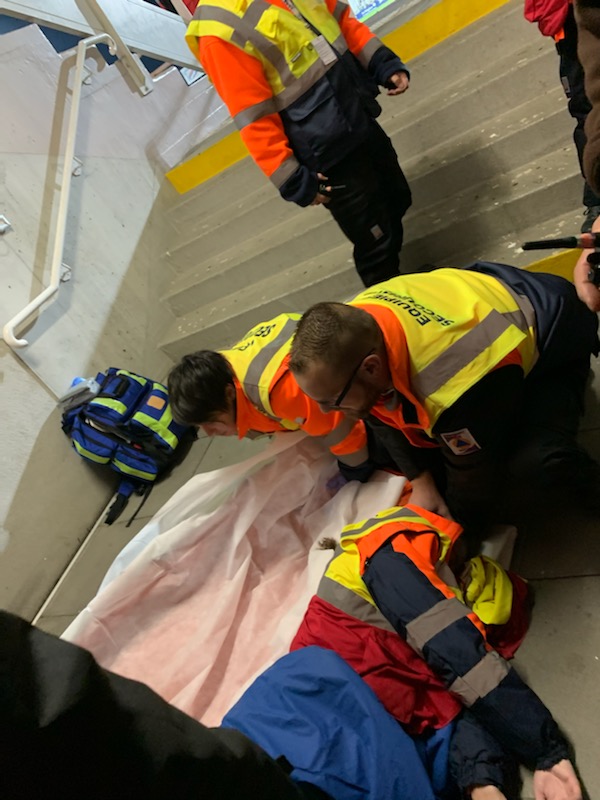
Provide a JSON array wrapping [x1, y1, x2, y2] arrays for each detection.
[[575, 0, 600, 194], [0, 611, 308, 800]]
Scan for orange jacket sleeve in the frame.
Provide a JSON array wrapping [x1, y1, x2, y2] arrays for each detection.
[[198, 37, 297, 182], [270, 372, 369, 464]]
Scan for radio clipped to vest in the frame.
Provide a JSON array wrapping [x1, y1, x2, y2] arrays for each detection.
[[60, 368, 195, 526]]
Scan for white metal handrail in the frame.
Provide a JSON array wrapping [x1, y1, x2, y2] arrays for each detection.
[[3, 34, 119, 349]]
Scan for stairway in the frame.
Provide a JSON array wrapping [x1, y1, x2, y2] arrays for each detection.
[[158, 0, 585, 361]]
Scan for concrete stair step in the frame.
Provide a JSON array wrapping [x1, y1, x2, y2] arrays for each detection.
[[384, 44, 557, 159], [165, 1, 545, 224], [399, 145, 582, 267], [164, 203, 345, 313], [166, 78, 571, 282], [160, 243, 363, 358], [401, 85, 570, 206], [160, 147, 583, 359], [387, 0, 541, 102], [164, 141, 582, 320], [166, 184, 304, 272]]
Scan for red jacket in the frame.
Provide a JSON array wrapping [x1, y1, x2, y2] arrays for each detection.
[[524, 0, 571, 37]]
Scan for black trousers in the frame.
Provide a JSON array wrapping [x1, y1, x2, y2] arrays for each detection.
[[325, 122, 412, 287], [556, 4, 600, 208]]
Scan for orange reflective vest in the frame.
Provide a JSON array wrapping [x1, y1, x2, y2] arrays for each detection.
[[350, 268, 538, 440], [222, 313, 368, 465], [187, 0, 384, 188]]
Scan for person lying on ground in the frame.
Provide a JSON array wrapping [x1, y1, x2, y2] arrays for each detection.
[[292, 503, 582, 800]]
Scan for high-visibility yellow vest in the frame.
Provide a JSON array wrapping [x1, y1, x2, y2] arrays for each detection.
[[332, 505, 513, 625], [186, 0, 348, 120], [221, 313, 302, 430], [352, 268, 539, 432]]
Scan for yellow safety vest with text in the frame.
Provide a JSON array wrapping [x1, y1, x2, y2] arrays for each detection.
[[351, 268, 538, 433], [221, 313, 301, 430], [186, 0, 358, 133]]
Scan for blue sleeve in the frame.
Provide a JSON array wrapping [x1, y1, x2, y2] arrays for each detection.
[[363, 544, 570, 770], [368, 45, 410, 88]]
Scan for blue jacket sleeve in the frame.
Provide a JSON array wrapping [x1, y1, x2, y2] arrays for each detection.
[[363, 544, 570, 770], [368, 45, 410, 88]]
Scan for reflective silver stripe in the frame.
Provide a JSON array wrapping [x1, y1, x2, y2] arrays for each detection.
[[243, 317, 299, 414], [494, 277, 537, 334], [270, 156, 301, 188], [356, 36, 382, 69], [273, 56, 330, 111], [331, 32, 348, 55], [332, 0, 348, 21], [241, 0, 297, 84], [435, 559, 459, 590], [197, 5, 295, 85], [405, 598, 470, 654], [340, 506, 423, 540], [317, 576, 396, 632], [233, 97, 278, 129], [412, 309, 515, 400], [335, 445, 369, 467], [322, 416, 356, 448], [448, 651, 511, 707]]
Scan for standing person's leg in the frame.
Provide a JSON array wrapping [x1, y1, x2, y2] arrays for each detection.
[[556, 4, 600, 225], [325, 126, 412, 287]]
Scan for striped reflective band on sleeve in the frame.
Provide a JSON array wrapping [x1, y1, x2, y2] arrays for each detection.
[[405, 597, 471, 654], [322, 417, 357, 448], [356, 36, 382, 69], [341, 506, 423, 540], [270, 156, 301, 188], [233, 98, 278, 129], [317, 575, 396, 631], [331, 0, 348, 21], [448, 650, 511, 707], [411, 308, 526, 399], [197, 5, 295, 85], [243, 317, 299, 413], [494, 277, 537, 333]]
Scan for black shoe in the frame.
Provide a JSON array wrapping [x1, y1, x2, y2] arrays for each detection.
[[581, 205, 600, 234]]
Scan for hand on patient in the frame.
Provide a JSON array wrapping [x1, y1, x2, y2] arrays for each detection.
[[533, 760, 582, 800], [404, 471, 454, 520]]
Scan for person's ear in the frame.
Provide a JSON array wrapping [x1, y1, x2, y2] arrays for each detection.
[[362, 353, 382, 378], [225, 382, 236, 404]]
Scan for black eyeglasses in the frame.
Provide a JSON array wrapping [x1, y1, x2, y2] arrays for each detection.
[[328, 349, 375, 409]]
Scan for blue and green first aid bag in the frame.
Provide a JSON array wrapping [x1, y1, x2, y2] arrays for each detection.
[[61, 368, 194, 525]]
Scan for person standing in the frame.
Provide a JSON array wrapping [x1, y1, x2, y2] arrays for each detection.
[[185, 0, 412, 287], [525, 0, 600, 231]]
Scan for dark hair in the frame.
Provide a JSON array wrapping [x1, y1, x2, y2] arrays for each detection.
[[290, 302, 380, 375], [167, 351, 234, 425]]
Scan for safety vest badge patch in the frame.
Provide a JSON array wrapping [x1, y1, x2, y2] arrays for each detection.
[[440, 428, 481, 456]]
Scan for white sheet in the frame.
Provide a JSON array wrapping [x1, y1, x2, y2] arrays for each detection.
[[64, 433, 406, 725]]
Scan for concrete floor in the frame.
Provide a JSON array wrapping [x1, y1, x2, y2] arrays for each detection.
[[34, 354, 600, 799]]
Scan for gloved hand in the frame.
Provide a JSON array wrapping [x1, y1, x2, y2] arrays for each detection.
[[326, 472, 349, 495]]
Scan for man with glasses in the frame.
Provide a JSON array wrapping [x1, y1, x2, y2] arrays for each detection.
[[168, 313, 406, 483], [289, 261, 600, 534]]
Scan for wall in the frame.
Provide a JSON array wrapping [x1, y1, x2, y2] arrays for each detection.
[[0, 22, 227, 617]]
